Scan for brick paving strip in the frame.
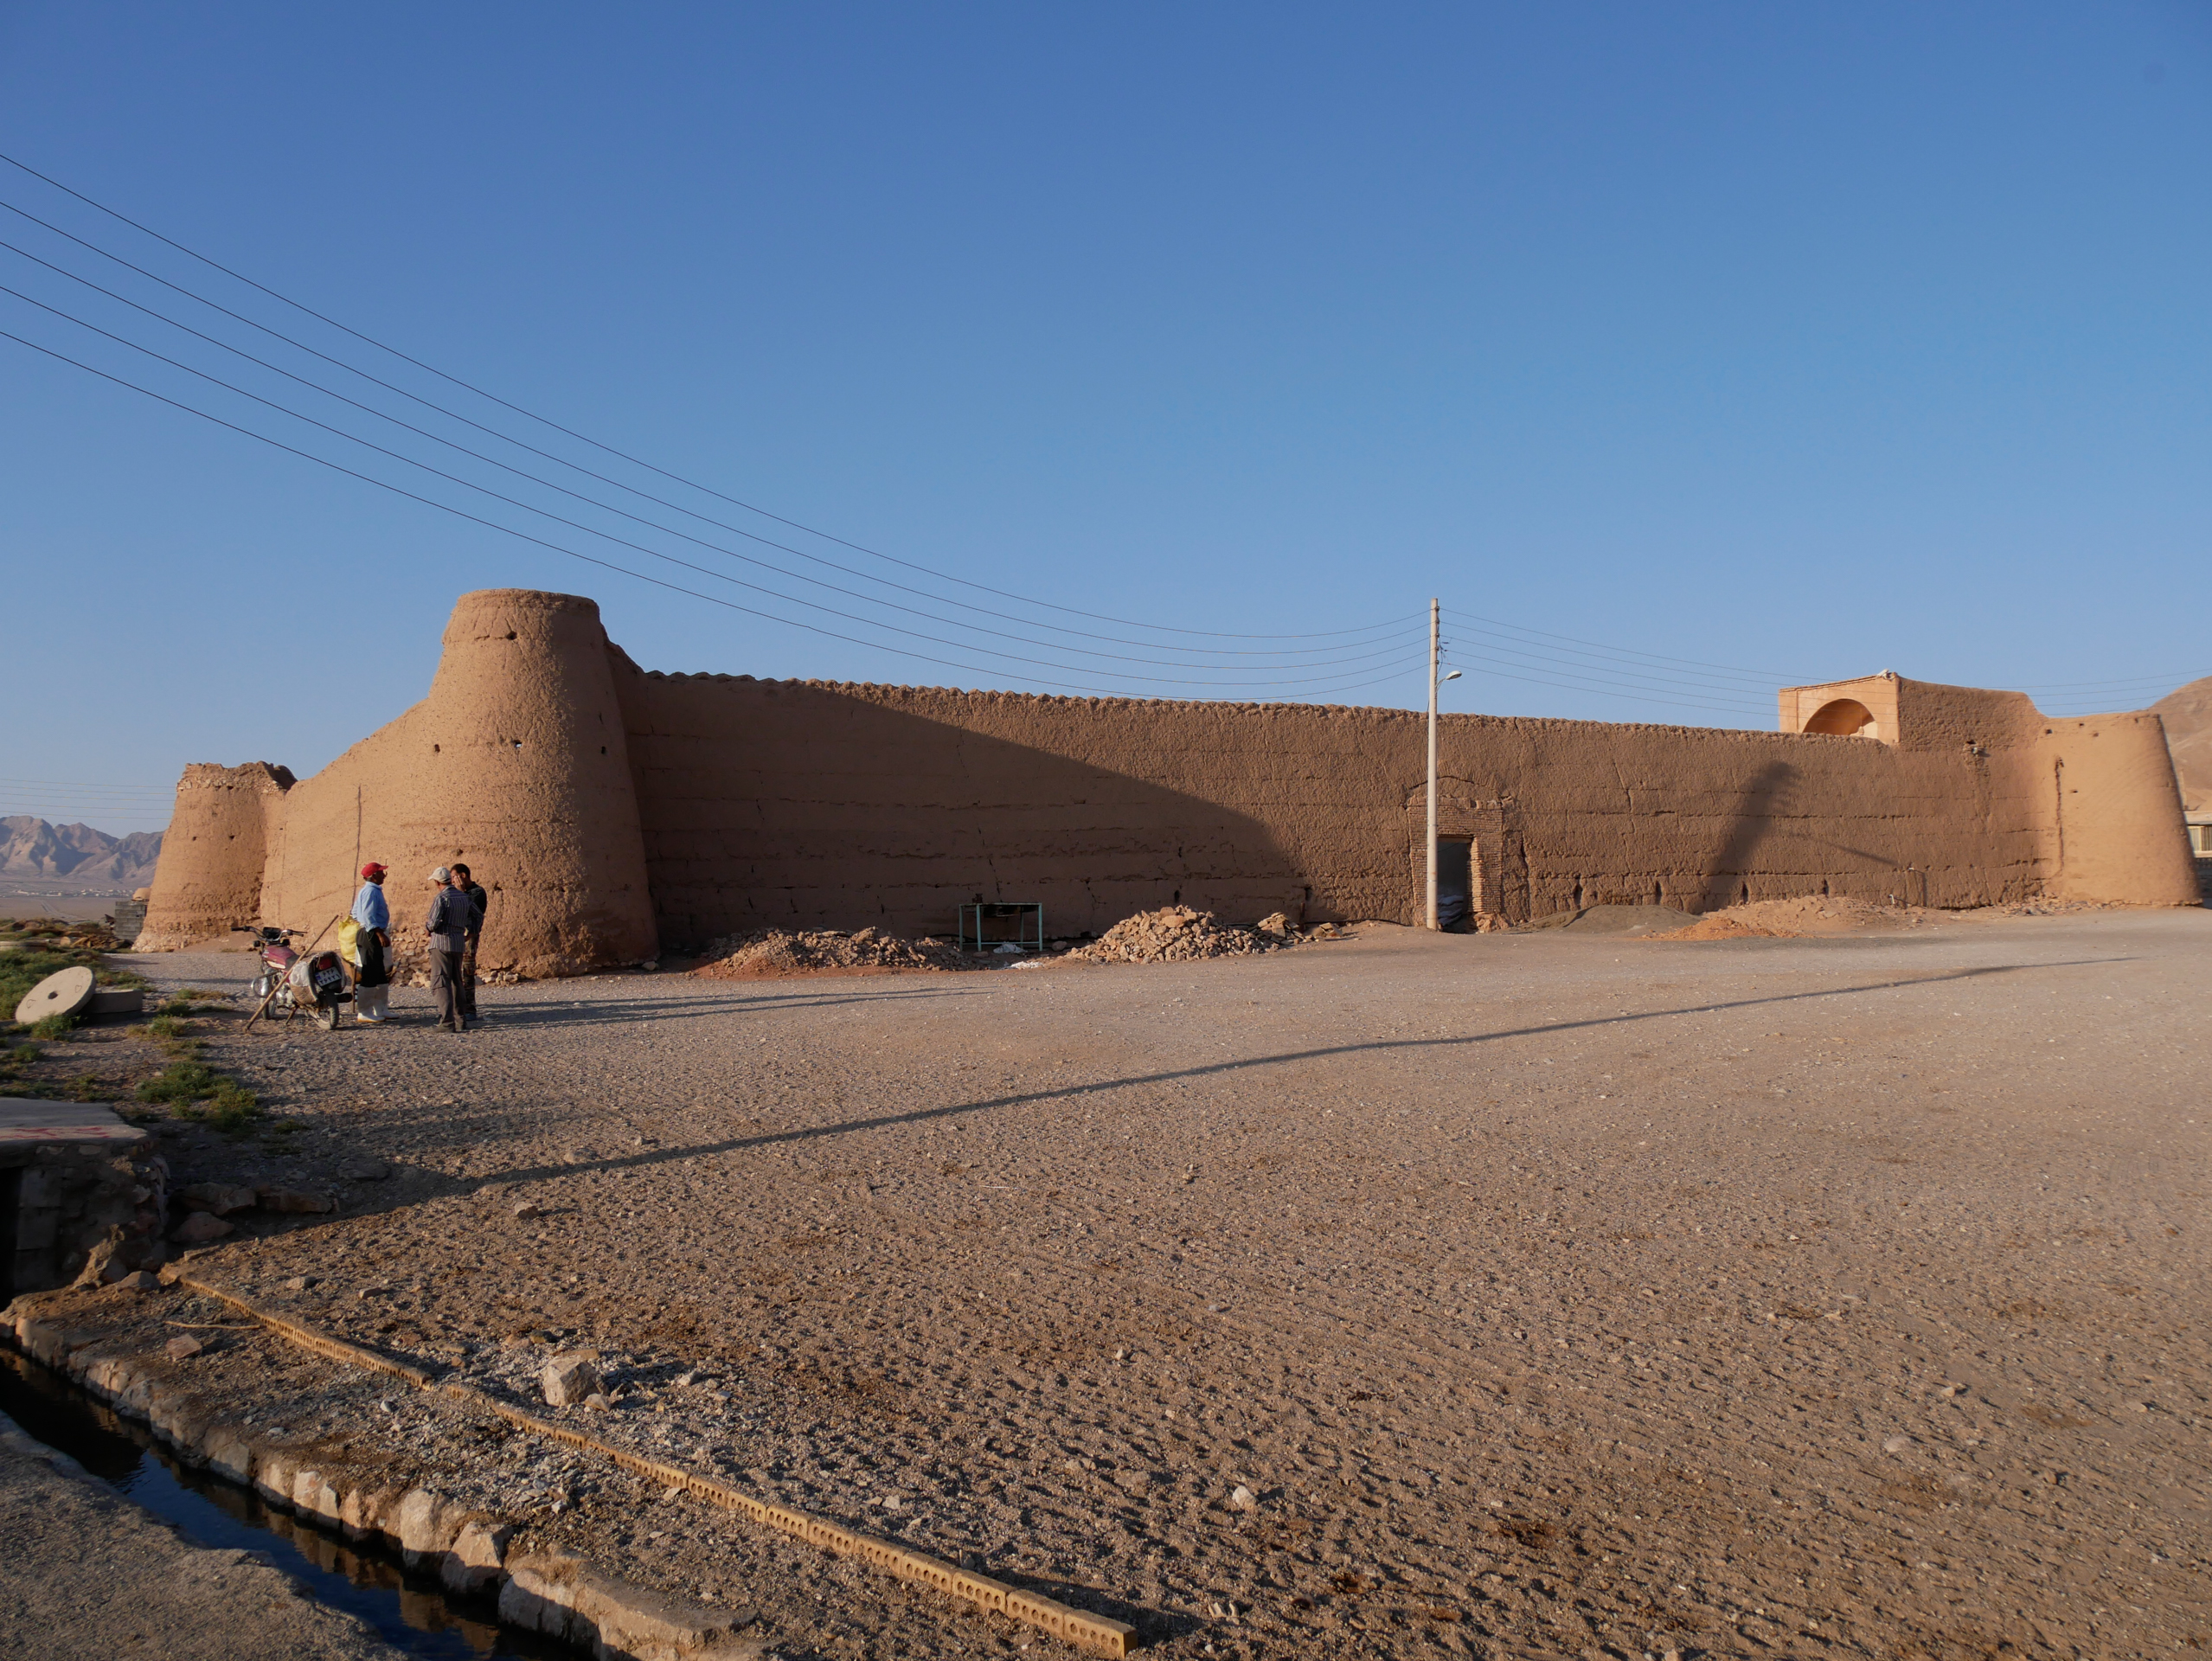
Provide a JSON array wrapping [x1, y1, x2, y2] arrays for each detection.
[[7, 1269, 1137, 1658]]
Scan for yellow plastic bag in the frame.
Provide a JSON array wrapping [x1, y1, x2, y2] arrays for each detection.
[[337, 915, 362, 968]]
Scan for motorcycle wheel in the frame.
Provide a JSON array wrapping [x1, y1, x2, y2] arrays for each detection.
[[269, 995, 292, 1022], [319, 1000, 341, 1031]]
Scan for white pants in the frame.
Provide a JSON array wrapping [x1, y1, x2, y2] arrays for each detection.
[[355, 983, 391, 1020]]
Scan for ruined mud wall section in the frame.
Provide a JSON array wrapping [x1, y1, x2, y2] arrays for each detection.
[[258, 591, 658, 977], [137, 762, 294, 951], [615, 671, 2068, 944]]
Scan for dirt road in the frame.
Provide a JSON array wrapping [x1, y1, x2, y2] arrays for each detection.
[[126, 911, 2211, 1658]]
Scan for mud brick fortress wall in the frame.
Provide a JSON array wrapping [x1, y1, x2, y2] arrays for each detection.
[[139, 590, 2201, 976]]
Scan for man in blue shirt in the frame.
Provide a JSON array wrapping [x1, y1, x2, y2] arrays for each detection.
[[350, 863, 392, 1023]]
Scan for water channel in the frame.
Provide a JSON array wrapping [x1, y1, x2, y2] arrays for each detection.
[[0, 1346, 570, 1658]]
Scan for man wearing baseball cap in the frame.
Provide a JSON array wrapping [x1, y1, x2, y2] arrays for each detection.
[[350, 863, 393, 1023], [425, 865, 473, 1034]]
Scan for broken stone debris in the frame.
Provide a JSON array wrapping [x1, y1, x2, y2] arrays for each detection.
[[689, 927, 966, 978], [337, 1158, 391, 1182], [178, 1181, 259, 1215], [542, 1351, 606, 1408], [164, 1334, 204, 1361], [255, 1186, 337, 1214], [1070, 906, 1303, 965], [170, 1210, 234, 1245]]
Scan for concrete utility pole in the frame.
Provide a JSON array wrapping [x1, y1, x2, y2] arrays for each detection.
[[1426, 598, 1439, 930], [1424, 601, 1463, 932]]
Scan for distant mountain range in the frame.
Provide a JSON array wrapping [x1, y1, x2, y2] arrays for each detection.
[[2151, 677, 2212, 815], [0, 817, 165, 891]]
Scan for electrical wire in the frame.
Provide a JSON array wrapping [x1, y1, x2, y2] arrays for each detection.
[[0, 291, 1425, 689], [0, 326, 1433, 702], [0, 227, 1418, 669], [1452, 657, 1776, 719], [1443, 624, 1783, 705], [0, 154, 1408, 645], [7, 162, 2194, 723], [1444, 607, 1795, 683]]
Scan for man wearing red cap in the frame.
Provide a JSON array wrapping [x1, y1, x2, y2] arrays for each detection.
[[351, 863, 392, 1023]]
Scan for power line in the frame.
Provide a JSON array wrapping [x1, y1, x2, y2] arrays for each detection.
[[1442, 625, 1782, 706], [0, 152, 1408, 645], [0, 225, 1418, 666], [0, 779, 176, 792], [1, 326, 1434, 702], [0, 292, 1426, 689], [1453, 659, 1775, 719], [0, 229, 1418, 671], [2014, 675, 2202, 691], [1443, 607, 1795, 683]]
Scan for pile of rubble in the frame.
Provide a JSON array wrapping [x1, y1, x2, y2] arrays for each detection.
[[1068, 906, 1303, 965], [689, 927, 967, 978], [1650, 895, 1940, 940]]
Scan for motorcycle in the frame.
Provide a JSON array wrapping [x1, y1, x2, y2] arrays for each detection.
[[238, 926, 353, 1030]]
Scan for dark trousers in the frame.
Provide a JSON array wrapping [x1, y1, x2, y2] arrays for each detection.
[[430, 948, 465, 1029], [458, 937, 479, 1017]]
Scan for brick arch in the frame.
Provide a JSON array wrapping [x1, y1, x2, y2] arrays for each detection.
[[1804, 697, 1879, 739]]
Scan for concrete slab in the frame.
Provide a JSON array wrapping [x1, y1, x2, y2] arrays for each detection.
[[0, 1099, 148, 1150]]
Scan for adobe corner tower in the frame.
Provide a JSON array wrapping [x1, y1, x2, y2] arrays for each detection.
[[143, 590, 658, 977]]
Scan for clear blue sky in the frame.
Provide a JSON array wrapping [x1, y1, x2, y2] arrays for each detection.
[[3, 3, 2206, 833]]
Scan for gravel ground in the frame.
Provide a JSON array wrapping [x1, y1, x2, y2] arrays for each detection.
[[101, 910, 2212, 1659]]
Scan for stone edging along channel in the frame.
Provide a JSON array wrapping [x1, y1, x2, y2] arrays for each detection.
[[8, 1272, 1138, 1659]]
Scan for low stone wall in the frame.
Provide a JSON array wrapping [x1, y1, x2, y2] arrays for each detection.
[[1, 1135, 167, 1301], [3, 1285, 766, 1660], [5, 1273, 1137, 1657]]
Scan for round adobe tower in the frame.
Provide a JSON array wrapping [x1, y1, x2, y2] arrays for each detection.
[[401, 589, 658, 976], [137, 761, 295, 950]]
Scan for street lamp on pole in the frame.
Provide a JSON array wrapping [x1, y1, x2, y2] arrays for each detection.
[[1424, 600, 1463, 931]]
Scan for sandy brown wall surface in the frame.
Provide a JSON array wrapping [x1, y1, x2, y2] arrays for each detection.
[[137, 591, 2199, 975], [137, 762, 293, 951], [616, 670, 2068, 945], [258, 591, 659, 977], [2035, 713, 2199, 905]]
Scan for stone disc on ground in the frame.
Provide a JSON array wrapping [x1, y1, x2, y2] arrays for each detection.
[[15, 965, 96, 1026]]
